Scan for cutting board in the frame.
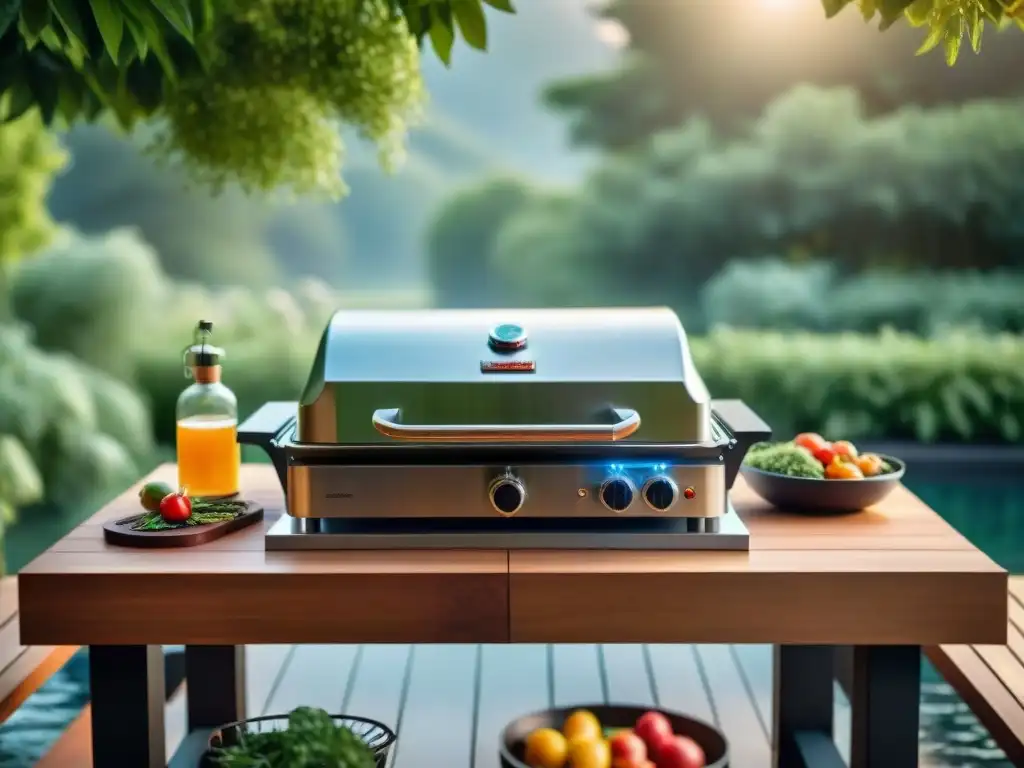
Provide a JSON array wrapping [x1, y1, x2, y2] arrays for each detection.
[[103, 502, 264, 548]]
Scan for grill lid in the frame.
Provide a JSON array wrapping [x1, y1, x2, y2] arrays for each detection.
[[297, 308, 714, 445]]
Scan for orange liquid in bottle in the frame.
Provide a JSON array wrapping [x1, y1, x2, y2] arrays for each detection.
[[176, 416, 240, 498]]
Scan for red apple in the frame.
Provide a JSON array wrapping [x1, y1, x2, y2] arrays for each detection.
[[634, 711, 673, 751], [610, 729, 647, 765], [655, 735, 706, 768]]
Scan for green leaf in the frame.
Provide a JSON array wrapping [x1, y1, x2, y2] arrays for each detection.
[[47, 0, 88, 49], [123, 12, 148, 59], [968, 3, 983, 51], [904, 0, 934, 26], [149, 0, 192, 41], [821, 0, 854, 18], [56, 74, 83, 120], [878, 0, 916, 28], [0, 0, 19, 38], [428, 4, 454, 65], [18, 0, 50, 38], [453, 0, 486, 50], [137, 10, 175, 79], [859, 0, 877, 20], [89, 0, 124, 61], [481, 0, 514, 11], [2, 79, 35, 123], [915, 20, 944, 52], [944, 13, 963, 64], [979, 0, 1004, 22]]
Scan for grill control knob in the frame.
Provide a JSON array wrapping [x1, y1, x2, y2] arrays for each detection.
[[642, 476, 679, 511], [599, 476, 636, 513], [489, 475, 526, 516]]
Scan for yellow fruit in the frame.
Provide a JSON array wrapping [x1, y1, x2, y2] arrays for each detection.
[[524, 727, 569, 768], [562, 709, 603, 743], [566, 736, 611, 768]]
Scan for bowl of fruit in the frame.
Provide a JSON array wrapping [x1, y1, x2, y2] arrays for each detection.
[[740, 432, 906, 514], [500, 706, 726, 768]]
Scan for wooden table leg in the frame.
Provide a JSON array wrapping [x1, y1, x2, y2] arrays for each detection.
[[849, 645, 921, 768], [772, 645, 844, 768], [89, 645, 166, 768], [185, 645, 247, 731]]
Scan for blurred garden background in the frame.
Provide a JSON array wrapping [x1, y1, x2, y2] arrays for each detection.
[[1, 0, 1024, 764]]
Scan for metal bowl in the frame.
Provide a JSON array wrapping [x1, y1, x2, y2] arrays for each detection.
[[500, 704, 728, 768], [203, 714, 396, 768], [741, 454, 906, 514]]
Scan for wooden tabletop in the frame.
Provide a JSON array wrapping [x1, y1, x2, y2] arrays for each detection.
[[18, 464, 1006, 647]]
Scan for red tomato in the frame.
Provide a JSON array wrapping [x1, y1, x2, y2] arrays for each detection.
[[634, 711, 673, 752], [609, 729, 647, 765], [812, 445, 837, 466], [655, 735, 706, 768], [832, 440, 859, 460], [159, 490, 192, 522], [794, 432, 828, 453]]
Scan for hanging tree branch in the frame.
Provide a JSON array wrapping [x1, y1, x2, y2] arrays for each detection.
[[0, 0, 516, 197], [823, 0, 1024, 65]]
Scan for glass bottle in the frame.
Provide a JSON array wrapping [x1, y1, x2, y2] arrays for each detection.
[[176, 320, 240, 499]]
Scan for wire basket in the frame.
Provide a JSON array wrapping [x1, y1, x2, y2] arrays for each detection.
[[202, 714, 396, 768]]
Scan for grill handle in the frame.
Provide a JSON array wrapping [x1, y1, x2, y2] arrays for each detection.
[[371, 407, 641, 443]]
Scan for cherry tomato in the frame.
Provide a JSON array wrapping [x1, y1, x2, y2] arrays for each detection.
[[159, 490, 192, 522], [825, 457, 864, 480], [813, 445, 837, 467], [794, 432, 828, 453], [832, 440, 859, 460]]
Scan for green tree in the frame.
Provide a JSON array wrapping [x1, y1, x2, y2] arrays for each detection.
[[0, 0, 516, 197], [425, 175, 533, 307], [545, 0, 1024, 152], [0, 113, 66, 265], [429, 87, 1024, 315]]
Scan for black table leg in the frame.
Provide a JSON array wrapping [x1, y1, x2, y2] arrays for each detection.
[[772, 645, 845, 768], [185, 645, 247, 731], [89, 645, 166, 768], [849, 645, 921, 768]]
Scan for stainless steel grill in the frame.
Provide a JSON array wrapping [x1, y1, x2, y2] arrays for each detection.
[[241, 308, 770, 551]]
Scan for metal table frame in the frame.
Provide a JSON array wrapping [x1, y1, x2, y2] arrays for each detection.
[[89, 643, 921, 768]]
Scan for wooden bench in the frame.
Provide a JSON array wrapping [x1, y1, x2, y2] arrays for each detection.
[[0, 576, 79, 723], [925, 575, 1024, 765]]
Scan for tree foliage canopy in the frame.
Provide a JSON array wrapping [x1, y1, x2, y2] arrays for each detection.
[[546, 0, 1024, 152], [0, 113, 66, 263], [429, 87, 1024, 321], [0, 0, 515, 197]]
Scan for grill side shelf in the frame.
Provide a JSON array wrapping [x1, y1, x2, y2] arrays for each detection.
[[711, 399, 772, 490], [238, 401, 298, 494]]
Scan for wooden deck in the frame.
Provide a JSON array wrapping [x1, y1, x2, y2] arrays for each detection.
[[925, 575, 1024, 765], [0, 577, 78, 723], [41, 643, 854, 768]]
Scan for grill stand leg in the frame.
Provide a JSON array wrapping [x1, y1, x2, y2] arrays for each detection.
[[89, 645, 166, 768], [849, 645, 921, 768], [185, 645, 247, 731], [772, 645, 844, 768]]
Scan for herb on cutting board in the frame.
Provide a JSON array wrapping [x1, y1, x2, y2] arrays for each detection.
[[121, 484, 249, 531], [131, 501, 246, 531], [210, 706, 377, 768]]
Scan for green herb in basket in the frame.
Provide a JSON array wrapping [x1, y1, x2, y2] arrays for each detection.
[[211, 707, 376, 768]]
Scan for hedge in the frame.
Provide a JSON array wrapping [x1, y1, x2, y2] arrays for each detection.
[[135, 327, 1024, 446]]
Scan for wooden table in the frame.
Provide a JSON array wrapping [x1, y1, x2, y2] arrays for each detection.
[[18, 464, 1006, 768]]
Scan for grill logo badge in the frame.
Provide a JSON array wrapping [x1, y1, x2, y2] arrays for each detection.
[[480, 360, 536, 373]]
